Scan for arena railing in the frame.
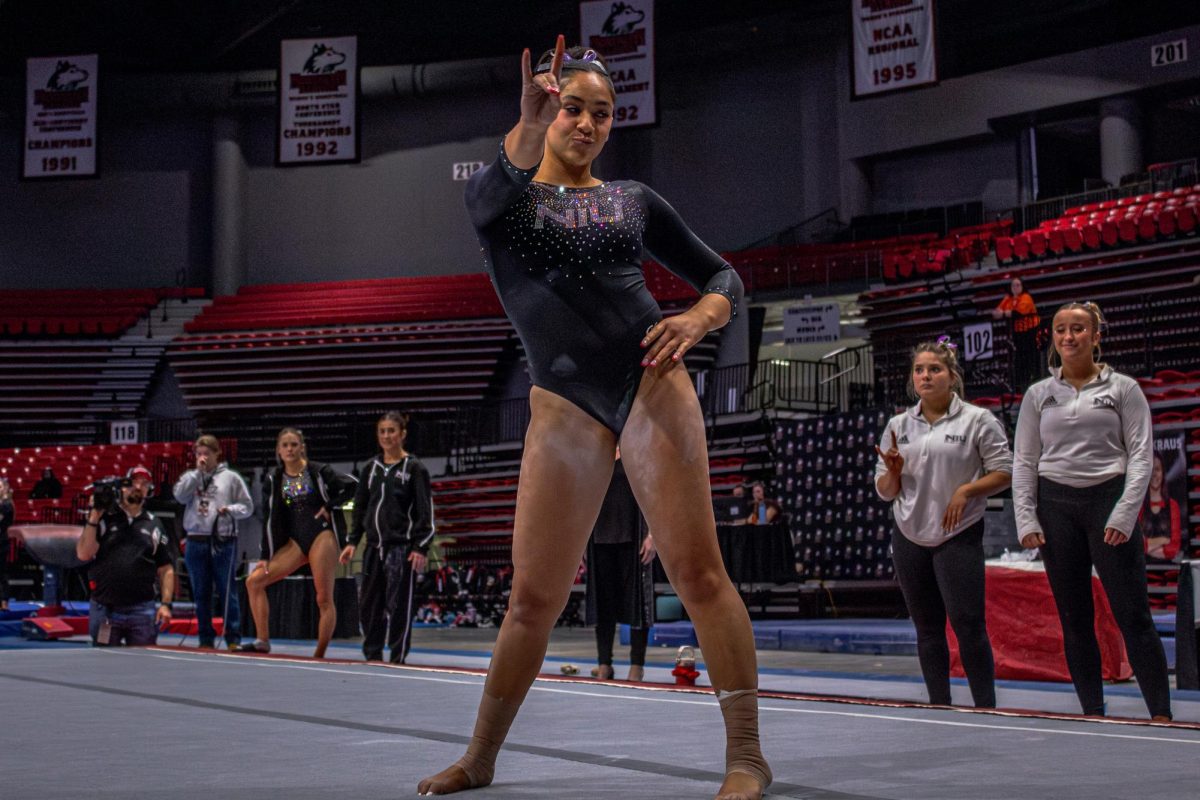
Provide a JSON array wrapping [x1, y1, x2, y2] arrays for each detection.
[[1008, 157, 1198, 234]]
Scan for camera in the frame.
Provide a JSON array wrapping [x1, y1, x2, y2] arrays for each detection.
[[89, 476, 126, 513]]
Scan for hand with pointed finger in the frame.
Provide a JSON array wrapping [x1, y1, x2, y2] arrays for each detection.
[[640, 312, 707, 371], [875, 429, 904, 475], [520, 34, 565, 127]]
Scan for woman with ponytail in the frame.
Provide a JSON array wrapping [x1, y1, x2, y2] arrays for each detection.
[[238, 427, 356, 658], [1012, 302, 1171, 720], [875, 337, 1012, 708]]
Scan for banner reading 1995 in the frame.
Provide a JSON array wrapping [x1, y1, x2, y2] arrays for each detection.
[[851, 0, 938, 98], [278, 36, 358, 165], [24, 54, 98, 179], [579, 0, 656, 128]]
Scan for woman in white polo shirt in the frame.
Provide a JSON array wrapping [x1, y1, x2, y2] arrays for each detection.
[[876, 338, 1012, 707], [1012, 302, 1170, 720]]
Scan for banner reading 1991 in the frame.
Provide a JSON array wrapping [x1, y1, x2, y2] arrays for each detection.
[[851, 0, 938, 98], [24, 54, 98, 179], [579, 0, 656, 128], [278, 36, 358, 165]]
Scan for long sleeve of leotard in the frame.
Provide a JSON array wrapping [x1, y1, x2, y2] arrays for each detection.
[[638, 184, 743, 319], [464, 140, 542, 230]]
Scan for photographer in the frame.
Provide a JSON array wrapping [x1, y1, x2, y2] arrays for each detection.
[[173, 435, 253, 650], [76, 466, 175, 646]]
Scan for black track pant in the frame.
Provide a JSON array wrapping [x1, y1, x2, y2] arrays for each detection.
[[597, 622, 648, 667], [359, 544, 417, 664], [892, 521, 996, 708], [1037, 476, 1172, 718]]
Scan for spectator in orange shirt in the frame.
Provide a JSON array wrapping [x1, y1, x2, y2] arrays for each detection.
[[992, 277, 1040, 389]]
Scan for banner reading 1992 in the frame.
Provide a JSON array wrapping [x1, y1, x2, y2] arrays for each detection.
[[24, 54, 98, 179], [278, 36, 358, 165], [579, 0, 655, 128], [851, 0, 937, 98]]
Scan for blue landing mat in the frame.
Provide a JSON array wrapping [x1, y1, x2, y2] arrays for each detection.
[[631, 615, 1182, 665], [630, 619, 921, 656], [0, 602, 91, 638]]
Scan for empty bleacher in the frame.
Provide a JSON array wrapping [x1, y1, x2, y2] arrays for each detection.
[[0, 441, 196, 524], [996, 186, 1199, 264], [183, 274, 504, 332], [0, 289, 208, 435], [860, 237, 1200, 403], [0, 289, 165, 337]]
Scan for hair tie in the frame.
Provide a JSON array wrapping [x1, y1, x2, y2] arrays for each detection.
[[535, 48, 610, 77], [935, 335, 958, 351]]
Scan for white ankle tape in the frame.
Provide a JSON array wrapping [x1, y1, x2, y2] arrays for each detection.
[[717, 688, 757, 704]]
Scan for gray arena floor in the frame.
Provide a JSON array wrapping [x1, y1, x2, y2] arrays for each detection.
[[3, 635, 1199, 800]]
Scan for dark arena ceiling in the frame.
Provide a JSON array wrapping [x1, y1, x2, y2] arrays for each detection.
[[0, 0, 1197, 81]]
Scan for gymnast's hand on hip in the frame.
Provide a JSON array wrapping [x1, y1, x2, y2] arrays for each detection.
[[641, 312, 707, 370]]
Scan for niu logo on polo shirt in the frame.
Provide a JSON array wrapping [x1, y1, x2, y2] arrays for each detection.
[[1092, 395, 1116, 409], [1041, 395, 1060, 409], [944, 434, 966, 444]]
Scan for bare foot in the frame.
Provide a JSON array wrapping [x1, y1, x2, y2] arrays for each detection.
[[626, 664, 644, 682], [417, 763, 485, 795], [714, 771, 766, 800]]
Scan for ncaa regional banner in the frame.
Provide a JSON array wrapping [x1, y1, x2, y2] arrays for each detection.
[[580, 0, 655, 127], [851, 0, 937, 98], [278, 36, 359, 165], [24, 54, 98, 179]]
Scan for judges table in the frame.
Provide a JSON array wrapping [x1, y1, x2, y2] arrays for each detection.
[[715, 522, 796, 584], [949, 560, 1132, 682]]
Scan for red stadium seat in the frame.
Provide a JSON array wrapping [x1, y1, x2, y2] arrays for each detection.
[[1012, 235, 1030, 261], [1046, 227, 1065, 255], [1176, 205, 1197, 234], [1061, 226, 1083, 253], [1026, 230, 1047, 258], [995, 237, 1014, 263], [1137, 211, 1158, 241]]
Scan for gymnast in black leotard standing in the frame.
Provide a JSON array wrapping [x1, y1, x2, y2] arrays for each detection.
[[239, 427, 356, 659], [418, 37, 770, 800]]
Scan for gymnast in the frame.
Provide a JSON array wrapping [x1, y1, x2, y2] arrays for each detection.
[[417, 35, 771, 800]]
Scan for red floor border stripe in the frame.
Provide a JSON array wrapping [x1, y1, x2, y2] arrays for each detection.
[[142, 645, 1196, 730]]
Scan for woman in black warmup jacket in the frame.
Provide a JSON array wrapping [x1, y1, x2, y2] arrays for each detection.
[[341, 411, 435, 664]]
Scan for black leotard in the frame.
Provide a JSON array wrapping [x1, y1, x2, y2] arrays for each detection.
[[465, 141, 743, 434], [280, 469, 329, 555]]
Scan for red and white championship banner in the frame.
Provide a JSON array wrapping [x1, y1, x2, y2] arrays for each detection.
[[278, 35, 358, 165], [851, 0, 938, 98], [579, 0, 656, 128], [24, 54, 98, 179]]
